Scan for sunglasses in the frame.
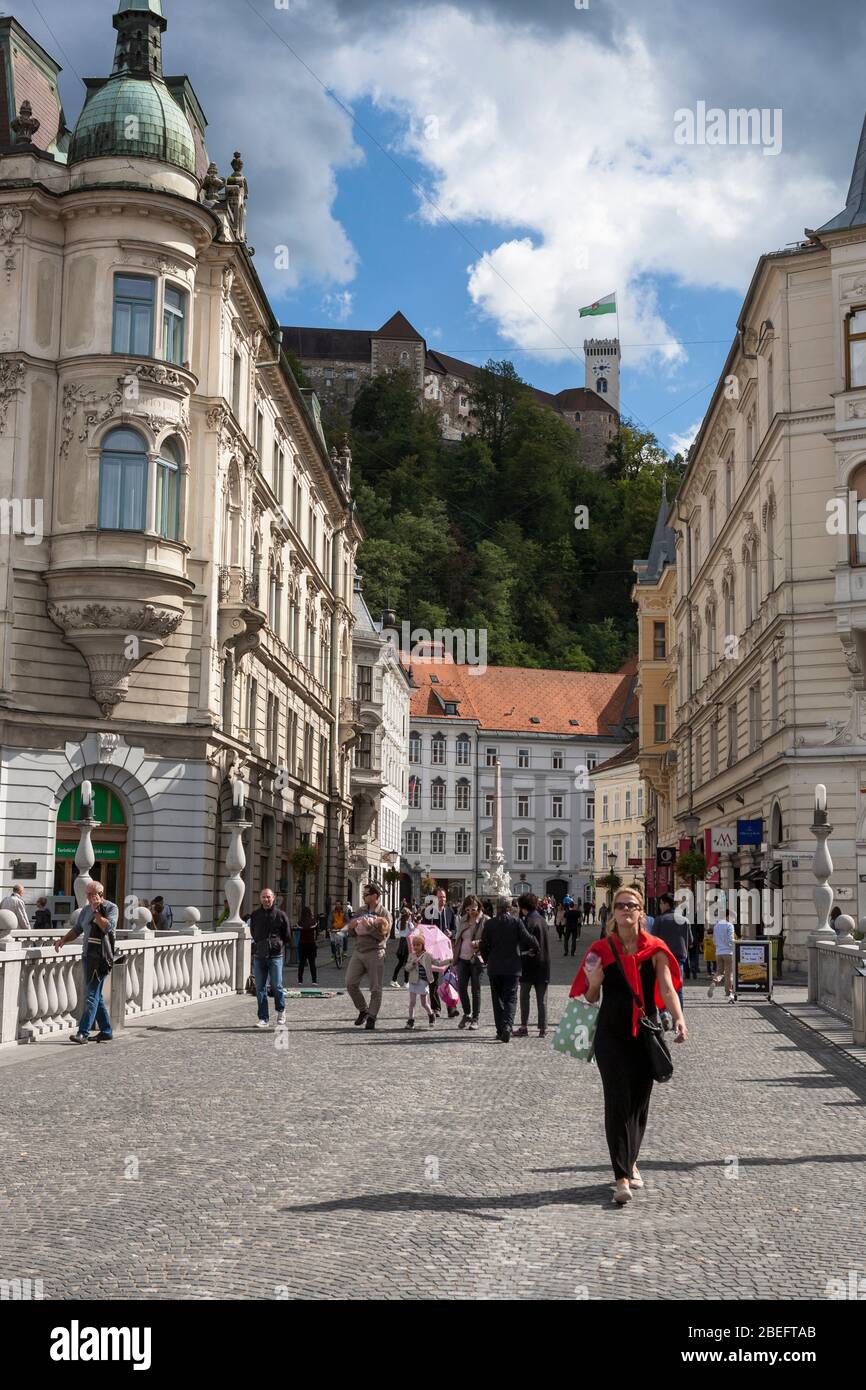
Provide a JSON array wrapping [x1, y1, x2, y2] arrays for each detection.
[[615, 902, 642, 911]]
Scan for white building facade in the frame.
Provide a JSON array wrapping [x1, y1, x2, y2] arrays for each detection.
[[348, 584, 410, 913]]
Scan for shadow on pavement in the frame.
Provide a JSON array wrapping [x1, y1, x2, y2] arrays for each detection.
[[283, 1184, 614, 1219], [532, 1152, 866, 1175]]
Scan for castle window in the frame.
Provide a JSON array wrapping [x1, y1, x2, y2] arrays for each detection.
[[112, 275, 154, 356], [596, 378, 607, 393]]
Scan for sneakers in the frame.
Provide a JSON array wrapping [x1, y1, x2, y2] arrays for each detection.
[[404, 1018, 415, 1030], [513, 1025, 528, 1038], [468, 1020, 478, 1031], [255, 1019, 270, 1029], [707, 978, 716, 999], [612, 1183, 633, 1205], [68, 1033, 88, 1044], [458, 1015, 470, 1030], [353, 1010, 368, 1026], [364, 1016, 376, 1030], [275, 1012, 286, 1025], [390, 981, 400, 989], [727, 993, 736, 1003], [95, 1034, 113, 1043]]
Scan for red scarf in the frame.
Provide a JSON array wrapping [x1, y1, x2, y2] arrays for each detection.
[[570, 931, 682, 1037]]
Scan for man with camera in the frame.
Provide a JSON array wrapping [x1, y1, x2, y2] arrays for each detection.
[[54, 881, 119, 1043], [247, 887, 290, 1029]]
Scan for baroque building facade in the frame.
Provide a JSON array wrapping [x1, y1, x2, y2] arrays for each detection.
[[283, 312, 620, 469], [0, 2, 361, 926], [405, 660, 636, 903], [663, 102, 866, 959], [348, 582, 411, 913], [591, 741, 648, 913]]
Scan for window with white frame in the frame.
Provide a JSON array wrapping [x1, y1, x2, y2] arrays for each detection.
[[485, 747, 498, 766], [431, 733, 446, 765], [552, 794, 564, 819], [431, 778, 446, 810], [518, 748, 530, 768], [613, 792, 620, 821], [749, 682, 761, 749], [625, 788, 632, 819], [586, 795, 595, 819], [602, 793, 609, 823], [483, 837, 492, 861], [517, 793, 531, 818], [586, 755, 597, 771], [484, 792, 494, 817], [727, 702, 738, 766], [709, 718, 719, 776], [409, 731, 421, 763], [431, 829, 445, 855], [770, 656, 780, 731], [456, 733, 471, 765], [586, 838, 595, 866], [551, 837, 564, 864], [516, 836, 530, 862], [456, 779, 470, 811], [408, 777, 421, 808], [405, 828, 420, 855], [455, 829, 470, 855], [636, 785, 643, 817], [552, 750, 564, 769]]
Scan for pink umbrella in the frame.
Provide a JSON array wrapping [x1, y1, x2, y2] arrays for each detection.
[[413, 922, 453, 968]]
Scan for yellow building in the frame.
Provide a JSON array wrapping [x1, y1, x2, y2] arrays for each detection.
[[592, 740, 648, 911]]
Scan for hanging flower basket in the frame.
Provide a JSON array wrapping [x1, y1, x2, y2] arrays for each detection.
[[290, 844, 319, 878], [676, 849, 707, 880], [420, 874, 437, 894], [383, 867, 401, 885], [598, 871, 622, 892]]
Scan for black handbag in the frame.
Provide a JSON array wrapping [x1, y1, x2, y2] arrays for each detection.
[[609, 937, 674, 1083]]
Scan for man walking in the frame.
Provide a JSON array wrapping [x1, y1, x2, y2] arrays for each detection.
[[54, 881, 119, 1043], [247, 888, 290, 1029], [562, 896, 582, 956], [708, 911, 736, 1002], [151, 895, 173, 931], [434, 887, 456, 939], [651, 893, 691, 1006], [477, 896, 538, 1042], [1, 882, 31, 931], [346, 882, 392, 1031]]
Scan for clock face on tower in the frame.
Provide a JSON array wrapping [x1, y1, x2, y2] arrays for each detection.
[[592, 362, 610, 376]]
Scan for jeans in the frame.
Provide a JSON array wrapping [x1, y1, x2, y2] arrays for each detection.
[[392, 938, 409, 983], [675, 956, 687, 1006], [254, 956, 285, 1021], [456, 958, 483, 1020], [298, 943, 317, 983], [488, 973, 520, 1038], [519, 977, 548, 1031], [78, 968, 112, 1039], [563, 925, 579, 955]]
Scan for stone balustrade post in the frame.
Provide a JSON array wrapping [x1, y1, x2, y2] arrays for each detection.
[[180, 908, 203, 1001]]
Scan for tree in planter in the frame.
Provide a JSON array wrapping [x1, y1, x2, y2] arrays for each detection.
[[291, 844, 319, 905]]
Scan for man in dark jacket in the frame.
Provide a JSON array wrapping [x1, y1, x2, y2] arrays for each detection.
[[434, 887, 457, 940], [514, 893, 551, 1038], [562, 898, 582, 956], [650, 893, 691, 1006], [477, 896, 538, 1042], [247, 888, 290, 1029]]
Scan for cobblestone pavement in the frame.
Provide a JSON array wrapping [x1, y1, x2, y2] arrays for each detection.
[[1, 942, 865, 1301]]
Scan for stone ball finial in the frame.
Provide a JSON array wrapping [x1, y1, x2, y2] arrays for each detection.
[[183, 906, 201, 929], [835, 913, 856, 941], [0, 908, 18, 939], [133, 906, 153, 929]]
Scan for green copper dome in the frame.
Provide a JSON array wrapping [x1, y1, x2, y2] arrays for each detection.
[[69, 75, 196, 173]]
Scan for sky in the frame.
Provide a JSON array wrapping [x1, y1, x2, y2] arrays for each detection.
[[14, 0, 866, 452]]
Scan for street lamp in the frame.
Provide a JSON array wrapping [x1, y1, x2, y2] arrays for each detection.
[[607, 849, 618, 907]]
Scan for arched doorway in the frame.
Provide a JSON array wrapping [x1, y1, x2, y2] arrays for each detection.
[[54, 784, 128, 906], [546, 877, 569, 902]]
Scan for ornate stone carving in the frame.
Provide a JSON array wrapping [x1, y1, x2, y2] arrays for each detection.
[[847, 400, 866, 420], [721, 546, 735, 581], [0, 358, 25, 434], [0, 206, 24, 283], [97, 731, 121, 763], [60, 381, 123, 458], [47, 601, 185, 715], [11, 100, 40, 143], [130, 363, 184, 388]]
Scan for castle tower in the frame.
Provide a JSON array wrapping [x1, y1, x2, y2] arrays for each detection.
[[584, 338, 620, 414]]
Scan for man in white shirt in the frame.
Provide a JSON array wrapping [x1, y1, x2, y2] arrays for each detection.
[[708, 917, 736, 1001], [0, 883, 31, 931]]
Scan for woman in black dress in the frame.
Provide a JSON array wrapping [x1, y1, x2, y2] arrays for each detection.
[[574, 885, 687, 1205]]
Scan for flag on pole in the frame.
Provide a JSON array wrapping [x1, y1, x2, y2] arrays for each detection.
[[579, 292, 617, 318]]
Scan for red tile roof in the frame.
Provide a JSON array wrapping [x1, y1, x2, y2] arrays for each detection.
[[409, 660, 636, 737]]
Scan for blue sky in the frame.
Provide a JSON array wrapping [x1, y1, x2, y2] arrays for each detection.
[[18, 0, 866, 453]]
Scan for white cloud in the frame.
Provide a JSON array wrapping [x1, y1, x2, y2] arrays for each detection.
[[321, 290, 354, 321], [323, 6, 839, 371], [669, 420, 702, 456]]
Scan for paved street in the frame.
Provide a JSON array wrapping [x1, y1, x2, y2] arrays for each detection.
[[1, 943, 865, 1301]]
